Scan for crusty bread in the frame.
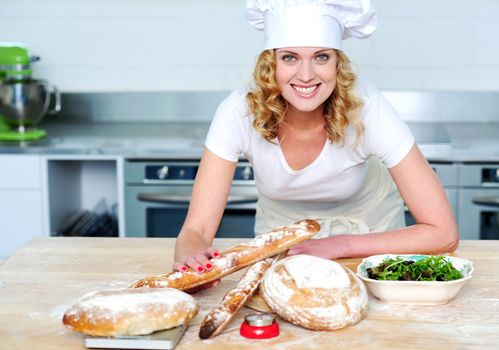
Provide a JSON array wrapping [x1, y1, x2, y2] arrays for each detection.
[[62, 288, 199, 336], [130, 219, 320, 290], [199, 258, 273, 339], [261, 255, 368, 331], [244, 284, 273, 313]]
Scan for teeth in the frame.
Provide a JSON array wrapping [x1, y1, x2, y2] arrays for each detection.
[[293, 85, 317, 94]]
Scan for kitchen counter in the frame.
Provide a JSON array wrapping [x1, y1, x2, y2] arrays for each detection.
[[0, 121, 210, 158], [1, 238, 498, 349], [1, 120, 499, 161]]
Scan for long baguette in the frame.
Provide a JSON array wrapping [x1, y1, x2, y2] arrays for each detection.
[[129, 219, 320, 290], [199, 258, 273, 339]]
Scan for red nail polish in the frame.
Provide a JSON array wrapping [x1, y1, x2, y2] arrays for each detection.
[[206, 263, 213, 269], [181, 266, 188, 272], [197, 266, 204, 272], [213, 251, 220, 257]]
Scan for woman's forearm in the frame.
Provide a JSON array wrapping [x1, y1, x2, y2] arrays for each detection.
[[288, 222, 458, 260], [333, 223, 459, 259]]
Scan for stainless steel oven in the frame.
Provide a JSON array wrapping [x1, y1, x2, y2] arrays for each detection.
[[124, 159, 258, 238], [458, 163, 499, 240]]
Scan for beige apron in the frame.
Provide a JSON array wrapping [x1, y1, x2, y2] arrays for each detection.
[[254, 157, 405, 237]]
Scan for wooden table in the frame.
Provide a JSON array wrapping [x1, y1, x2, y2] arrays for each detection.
[[0, 238, 498, 349]]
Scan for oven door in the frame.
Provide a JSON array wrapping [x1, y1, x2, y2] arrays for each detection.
[[125, 185, 257, 238], [458, 189, 499, 240]]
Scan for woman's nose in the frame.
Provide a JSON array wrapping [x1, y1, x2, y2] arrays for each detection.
[[296, 61, 315, 82]]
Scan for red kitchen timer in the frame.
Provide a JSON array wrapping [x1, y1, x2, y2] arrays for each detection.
[[240, 313, 280, 339]]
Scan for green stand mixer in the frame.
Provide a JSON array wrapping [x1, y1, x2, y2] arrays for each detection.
[[0, 42, 61, 141]]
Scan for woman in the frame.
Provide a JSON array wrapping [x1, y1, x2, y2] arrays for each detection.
[[173, 0, 459, 278]]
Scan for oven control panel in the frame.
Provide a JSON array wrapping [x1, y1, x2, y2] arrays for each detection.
[[144, 164, 254, 181], [482, 167, 499, 185], [146, 164, 197, 180], [125, 160, 254, 184]]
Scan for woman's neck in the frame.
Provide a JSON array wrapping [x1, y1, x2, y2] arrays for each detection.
[[284, 105, 325, 130]]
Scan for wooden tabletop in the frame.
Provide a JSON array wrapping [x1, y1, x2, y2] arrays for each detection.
[[0, 238, 498, 349]]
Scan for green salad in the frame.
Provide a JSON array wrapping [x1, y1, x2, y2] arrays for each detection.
[[366, 256, 462, 281]]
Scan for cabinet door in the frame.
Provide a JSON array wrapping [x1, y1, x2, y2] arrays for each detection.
[[0, 155, 41, 189], [0, 155, 44, 258], [0, 190, 44, 259]]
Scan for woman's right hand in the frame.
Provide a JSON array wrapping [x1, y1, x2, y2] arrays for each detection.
[[173, 246, 221, 273], [173, 243, 222, 293]]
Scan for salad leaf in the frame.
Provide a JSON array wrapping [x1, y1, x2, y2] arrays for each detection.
[[366, 256, 462, 281]]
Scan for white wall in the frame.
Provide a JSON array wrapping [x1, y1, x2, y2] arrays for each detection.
[[2, 0, 499, 92]]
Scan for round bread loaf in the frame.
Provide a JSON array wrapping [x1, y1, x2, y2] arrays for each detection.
[[62, 288, 199, 336], [261, 255, 368, 330]]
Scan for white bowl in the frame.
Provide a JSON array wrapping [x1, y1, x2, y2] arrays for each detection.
[[356, 254, 474, 305]]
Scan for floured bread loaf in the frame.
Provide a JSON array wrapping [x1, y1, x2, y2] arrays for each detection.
[[261, 255, 368, 331], [62, 288, 199, 336]]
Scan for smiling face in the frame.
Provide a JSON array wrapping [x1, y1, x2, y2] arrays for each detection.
[[275, 47, 338, 116]]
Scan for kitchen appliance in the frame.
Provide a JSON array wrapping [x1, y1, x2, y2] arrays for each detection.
[[84, 324, 187, 350], [0, 42, 61, 141], [240, 313, 280, 339], [458, 163, 499, 240], [124, 159, 258, 238]]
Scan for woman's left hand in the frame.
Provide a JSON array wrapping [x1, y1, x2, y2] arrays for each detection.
[[287, 236, 347, 260]]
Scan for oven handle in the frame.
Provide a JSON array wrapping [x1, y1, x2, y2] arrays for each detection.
[[472, 196, 499, 207], [137, 193, 258, 205]]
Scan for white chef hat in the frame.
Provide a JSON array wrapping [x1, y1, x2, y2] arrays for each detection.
[[246, 0, 377, 51]]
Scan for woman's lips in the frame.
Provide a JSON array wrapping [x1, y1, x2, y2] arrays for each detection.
[[291, 83, 320, 97]]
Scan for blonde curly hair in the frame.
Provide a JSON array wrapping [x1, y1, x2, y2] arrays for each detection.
[[246, 49, 364, 146]]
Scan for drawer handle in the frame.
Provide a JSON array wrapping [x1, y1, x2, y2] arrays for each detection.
[[472, 196, 499, 207], [137, 193, 258, 205]]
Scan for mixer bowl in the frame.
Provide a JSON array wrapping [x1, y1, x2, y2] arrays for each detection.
[[0, 79, 60, 131]]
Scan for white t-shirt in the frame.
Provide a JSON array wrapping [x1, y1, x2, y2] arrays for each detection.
[[205, 78, 415, 203]]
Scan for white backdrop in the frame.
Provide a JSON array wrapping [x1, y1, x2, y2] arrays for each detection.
[[1, 0, 499, 92]]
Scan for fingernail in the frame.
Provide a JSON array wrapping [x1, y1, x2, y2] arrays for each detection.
[[206, 263, 213, 270], [213, 251, 220, 257], [197, 266, 204, 272], [181, 266, 188, 272]]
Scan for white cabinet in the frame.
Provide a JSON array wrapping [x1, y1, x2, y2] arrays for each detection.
[[0, 155, 44, 259]]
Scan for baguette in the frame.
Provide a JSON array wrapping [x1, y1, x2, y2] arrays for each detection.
[[199, 258, 273, 339], [130, 219, 320, 290]]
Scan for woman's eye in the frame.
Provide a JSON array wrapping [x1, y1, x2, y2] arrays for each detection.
[[316, 54, 329, 62], [282, 55, 296, 63]]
